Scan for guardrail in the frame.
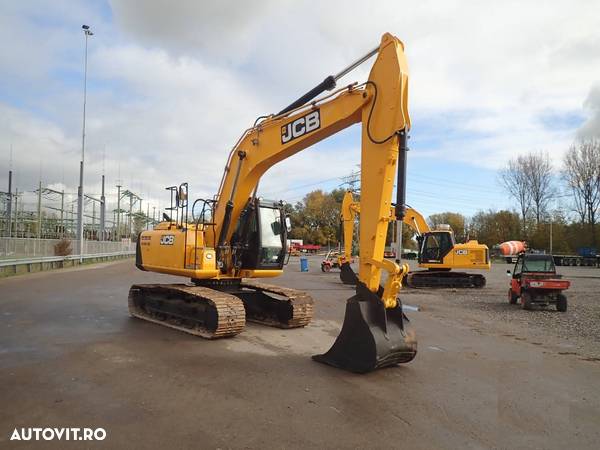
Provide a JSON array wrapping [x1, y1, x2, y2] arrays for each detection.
[[0, 237, 135, 260], [0, 251, 135, 277]]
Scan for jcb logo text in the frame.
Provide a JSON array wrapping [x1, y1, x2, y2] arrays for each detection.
[[160, 235, 175, 245], [281, 110, 320, 144]]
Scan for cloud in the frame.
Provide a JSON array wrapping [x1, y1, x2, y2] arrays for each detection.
[[107, 0, 600, 129], [577, 84, 600, 139], [109, 0, 277, 61], [2, 0, 600, 219], [0, 104, 77, 185]]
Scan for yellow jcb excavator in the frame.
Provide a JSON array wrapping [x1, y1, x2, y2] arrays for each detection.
[[339, 191, 490, 288], [131, 33, 416, 373]]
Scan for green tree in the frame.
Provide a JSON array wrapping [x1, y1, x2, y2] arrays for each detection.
[[469, 209, 522, 247], [564, 139, 600, 246], [428, 212, 467, 242], [287, 189, 345, 246]]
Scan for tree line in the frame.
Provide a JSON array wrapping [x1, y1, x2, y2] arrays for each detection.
[[286, 188, 413, 249], [286, 139, 599, 254], [498, 139, 599, 250]]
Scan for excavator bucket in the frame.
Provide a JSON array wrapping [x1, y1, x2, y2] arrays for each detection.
[[312, 282, 417, 373], [339, 261, 358, 285]]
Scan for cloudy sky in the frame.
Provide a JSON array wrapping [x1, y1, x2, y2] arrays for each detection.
[[1, 0, 599, 220]]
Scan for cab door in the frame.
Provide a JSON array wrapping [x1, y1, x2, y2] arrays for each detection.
[[232, 200, 287, 270], [511, 256, 524, 295], [418, 231, 454, 264]]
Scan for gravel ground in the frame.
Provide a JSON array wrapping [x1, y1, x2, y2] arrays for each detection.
[[2, 258, 599, 448], [398, 260, 600, 361]]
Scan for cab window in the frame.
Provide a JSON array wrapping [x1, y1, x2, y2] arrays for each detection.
[[523, 257, 555, 272], [423, 234, 440, 260], [422, 232, 453, 261], [259, 206, 284, 266], [513, 257, 523, 277]]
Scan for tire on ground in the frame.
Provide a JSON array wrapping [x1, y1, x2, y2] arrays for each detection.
[[556, 294, 568, 312], [508, 288, 518, 305], [521, 291, 533, 310]]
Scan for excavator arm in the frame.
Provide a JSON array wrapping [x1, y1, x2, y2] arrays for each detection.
[[340, 191, 360, 261], [211, 33, 410, 306], [404, 207, 431, 235], [213, 33, 417, 372], [339, 191, 429, 262]]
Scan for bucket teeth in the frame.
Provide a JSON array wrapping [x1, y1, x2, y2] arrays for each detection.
[[313, 282, 417, 373]]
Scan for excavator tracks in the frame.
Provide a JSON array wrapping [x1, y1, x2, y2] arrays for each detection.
[[128, 281, 313, 339], [405, 271, 486, 289], [237, 281, 314, 328], [128, 284, 246, 339]]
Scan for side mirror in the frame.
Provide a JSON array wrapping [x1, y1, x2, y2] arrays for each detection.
[[271, 221, 282, 235], [285, 216, 292, 233]]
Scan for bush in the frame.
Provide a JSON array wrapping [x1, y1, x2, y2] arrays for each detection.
[[54, 239, 73, 256]]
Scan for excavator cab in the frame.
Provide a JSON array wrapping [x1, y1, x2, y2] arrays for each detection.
[[231, 199, 288, 270], [418, 228, 455, 264]]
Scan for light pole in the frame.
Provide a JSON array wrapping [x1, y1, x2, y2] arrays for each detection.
[[77, 24, 93, 260], [550, 217, 552, 254]]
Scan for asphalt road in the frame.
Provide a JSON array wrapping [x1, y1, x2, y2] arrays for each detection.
[[1, 257, 599, 449]]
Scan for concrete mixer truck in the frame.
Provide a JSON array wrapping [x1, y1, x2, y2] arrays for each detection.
[[497, 241, 527, 263]]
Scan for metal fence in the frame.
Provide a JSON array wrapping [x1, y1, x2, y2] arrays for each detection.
[[0, 237, 135, 260], [1, 175, 159, 244]]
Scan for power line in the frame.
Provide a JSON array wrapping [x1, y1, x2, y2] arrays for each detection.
[[407, 175, 500, 194], [260, 175, 343, 197], [261, 167, 502, 201], [267, 167, 574, 214], [408, 188, 501, 205], [408, 171, 498, 190]]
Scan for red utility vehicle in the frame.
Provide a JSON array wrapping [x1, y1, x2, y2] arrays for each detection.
[[321, 250, 353, 273], [507, 253, 570, 312]]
